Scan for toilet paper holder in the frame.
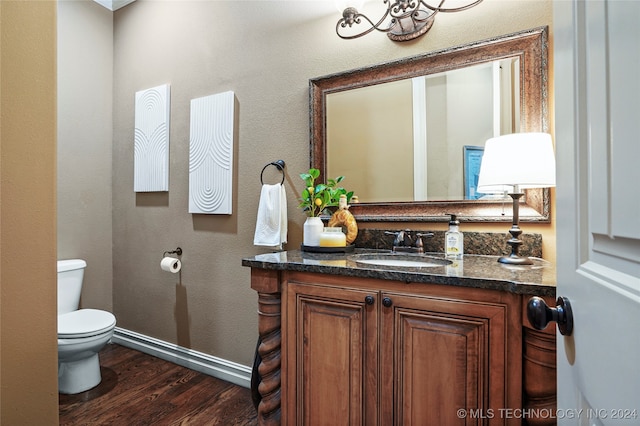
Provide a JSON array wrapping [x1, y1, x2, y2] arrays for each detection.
[[163, 247, 183, 258]]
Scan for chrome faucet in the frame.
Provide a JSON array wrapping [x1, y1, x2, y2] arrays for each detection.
[[385, 230, 434, 253]]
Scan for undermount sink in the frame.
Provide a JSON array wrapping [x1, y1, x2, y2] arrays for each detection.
[[350, 253, 452, 269]]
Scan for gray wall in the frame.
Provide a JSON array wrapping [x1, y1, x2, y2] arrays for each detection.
[[58, 0, 552, 367], [58, 0, 113, 312]]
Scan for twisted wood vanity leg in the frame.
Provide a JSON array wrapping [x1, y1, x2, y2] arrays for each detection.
[[251, 269, 282, 426]]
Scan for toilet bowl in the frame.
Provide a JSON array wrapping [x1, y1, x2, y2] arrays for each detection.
[[57, 260, 116, 394], [58, 309, 116, 394]]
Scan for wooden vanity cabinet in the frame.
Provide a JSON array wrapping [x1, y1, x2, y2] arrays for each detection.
[[285, 281, 377, 425], [282, 271, 523, 426]]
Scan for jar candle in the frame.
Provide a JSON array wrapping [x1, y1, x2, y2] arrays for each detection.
[[319, 227, 347, 247]]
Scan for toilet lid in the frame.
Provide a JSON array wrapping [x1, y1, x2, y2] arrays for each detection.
[[58, 309, 116, 338]]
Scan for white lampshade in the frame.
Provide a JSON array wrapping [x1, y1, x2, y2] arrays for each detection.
[[476, 132, 556, 193]]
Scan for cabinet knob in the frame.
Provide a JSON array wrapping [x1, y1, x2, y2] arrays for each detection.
[[364, 295, 375, 305], [382, 297, 393, 308], [527, 296, 574, 336]]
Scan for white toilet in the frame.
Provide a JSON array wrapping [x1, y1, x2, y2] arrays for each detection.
[[57, 259, 116, 394]]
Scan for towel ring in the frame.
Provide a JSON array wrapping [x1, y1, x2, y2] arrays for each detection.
[[260, 160, 286, 185]]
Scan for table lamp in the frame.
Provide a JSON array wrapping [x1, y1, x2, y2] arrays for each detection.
[[476, 133, 556, 265]]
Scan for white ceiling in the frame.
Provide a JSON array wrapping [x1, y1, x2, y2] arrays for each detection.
[[93, 0, 137, 12]]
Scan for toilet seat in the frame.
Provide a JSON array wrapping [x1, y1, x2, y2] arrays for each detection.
[[58, 309, 116, 339]]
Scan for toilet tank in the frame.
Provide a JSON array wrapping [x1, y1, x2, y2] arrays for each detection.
[[57, 259, 87, 315]]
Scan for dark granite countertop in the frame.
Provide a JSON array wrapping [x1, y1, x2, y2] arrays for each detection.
[[242, 249, 556, 296]]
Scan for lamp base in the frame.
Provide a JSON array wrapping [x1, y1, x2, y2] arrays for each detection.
[[498, 253, 533, 265], [498, 191, 533, 266]]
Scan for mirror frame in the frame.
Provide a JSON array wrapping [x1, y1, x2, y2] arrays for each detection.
[[310, 26, 549, 223]]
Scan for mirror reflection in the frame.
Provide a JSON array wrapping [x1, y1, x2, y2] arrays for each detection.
[[310, 27, 549, 222], [327, 58, 520, 202]]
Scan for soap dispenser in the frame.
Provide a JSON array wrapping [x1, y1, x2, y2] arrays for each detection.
[[445, 214, 464, 259]]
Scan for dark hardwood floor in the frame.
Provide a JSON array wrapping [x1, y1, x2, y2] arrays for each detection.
[[59, 343, 258, 425]]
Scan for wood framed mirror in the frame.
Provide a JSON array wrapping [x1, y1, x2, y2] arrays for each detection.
[[310, 26, 549, 222]]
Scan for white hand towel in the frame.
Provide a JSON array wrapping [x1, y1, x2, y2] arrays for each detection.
[[253, 183, 287, 249]]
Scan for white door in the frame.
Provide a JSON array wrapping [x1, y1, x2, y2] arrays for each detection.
[[554, 0, 640, 424]]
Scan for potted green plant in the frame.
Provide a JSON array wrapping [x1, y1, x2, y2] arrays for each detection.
[[298, 168, 354, 246]]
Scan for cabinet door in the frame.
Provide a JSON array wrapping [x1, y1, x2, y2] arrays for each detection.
[[380, 292, 510, 425], [285, 282, 379, 426]]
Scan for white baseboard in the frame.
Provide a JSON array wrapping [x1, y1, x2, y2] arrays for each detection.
[[112, 327, 252, 389]]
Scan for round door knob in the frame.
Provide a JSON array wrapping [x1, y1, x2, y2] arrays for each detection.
[[364, 295, 375, 305], [382, 297, 393, 308], [527, 296, 574, 336]]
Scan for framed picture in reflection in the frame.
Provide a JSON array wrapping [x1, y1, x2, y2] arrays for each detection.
[[463, 145, 484, 200]]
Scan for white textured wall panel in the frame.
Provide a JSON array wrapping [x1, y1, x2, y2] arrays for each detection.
[[134, 84, 170, 192], [189, 91, 235, 214]]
